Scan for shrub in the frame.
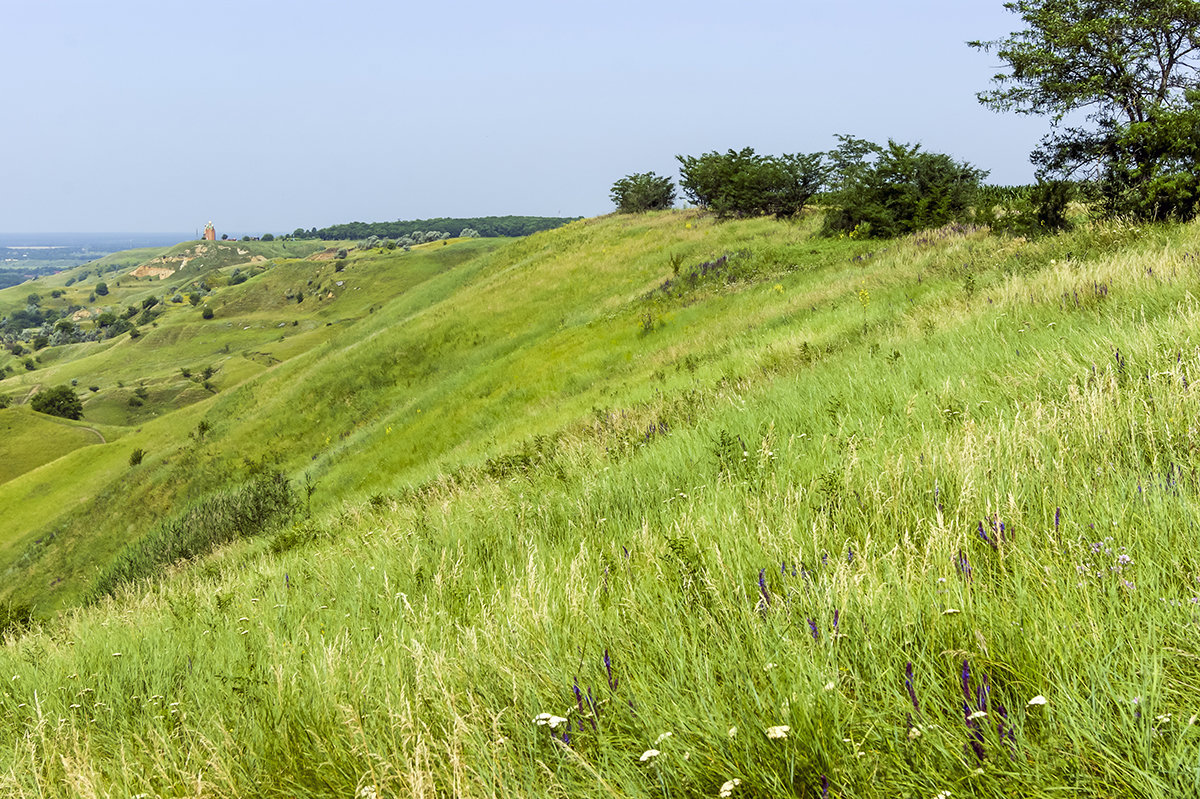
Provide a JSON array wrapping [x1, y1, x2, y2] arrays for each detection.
[[30, 385, 83, 420], [0, 394, 10, 409], [676, 148, 825, 218], [610, 172, 677, 213], [822, 136, 988, 238], [202, 307, 214, 320], [94, 282, 108, 296], [90, 471, 297, 600], [129, 448, 145, 466]]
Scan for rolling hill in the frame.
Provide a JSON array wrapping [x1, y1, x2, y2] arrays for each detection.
[[2, 212, 1200, 797]]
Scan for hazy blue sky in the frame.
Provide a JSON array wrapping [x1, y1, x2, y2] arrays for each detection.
[[1, 0, 1051, 233]]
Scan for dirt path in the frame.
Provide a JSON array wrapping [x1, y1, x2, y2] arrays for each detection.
[[22, 384, 41, 404], [79, 426, 106, 444]]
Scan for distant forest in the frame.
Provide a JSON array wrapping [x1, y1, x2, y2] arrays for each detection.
[[306, 216, 580, 241]]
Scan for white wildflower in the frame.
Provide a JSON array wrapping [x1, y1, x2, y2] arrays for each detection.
[[967, 710, 987, 720], [1027, 695, 1047, 706], [654, 731, 672, 745], [639, 748, 660, 761], [727, 726, 738, 738], [942, 608, 961, 616], [908, 726, 922, 740], [534, 713, 568, 729], [764, 725, 790, 739], [719, 777, 742, 797]]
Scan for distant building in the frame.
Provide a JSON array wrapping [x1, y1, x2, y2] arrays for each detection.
[[203, 222, 216, 241]]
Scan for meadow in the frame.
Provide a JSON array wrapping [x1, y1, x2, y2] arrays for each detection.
[[2, 212, 1200, 796]]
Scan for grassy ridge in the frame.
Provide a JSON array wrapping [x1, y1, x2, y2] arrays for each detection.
[[3, 213, 1200, 795]]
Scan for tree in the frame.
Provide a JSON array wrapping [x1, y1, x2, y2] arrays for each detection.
[[676, 148, 825, 218], [971, 0, 1200, 219], [610, 172, 677, 213], [822, 136, 988, 238], [261, 233, 275, 241], [94, 282, 109, 296], [30, 385, 83, 420]]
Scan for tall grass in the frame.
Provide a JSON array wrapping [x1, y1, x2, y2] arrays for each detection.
[[4, 216, 1200, 796]]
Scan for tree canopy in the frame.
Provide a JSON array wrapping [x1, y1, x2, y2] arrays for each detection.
[[610, 172, 676, 213], [30, 385, 83, 420], [971, 0, 1200, 218]]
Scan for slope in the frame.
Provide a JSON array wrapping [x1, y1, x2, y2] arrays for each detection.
[[4, 212, 1200, 797]]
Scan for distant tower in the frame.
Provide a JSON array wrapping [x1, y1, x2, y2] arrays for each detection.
[[203, 221, 216, 241]]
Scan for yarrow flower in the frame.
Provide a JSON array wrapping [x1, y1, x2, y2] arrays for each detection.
[[765, 725, 790, 739], [534, 713, 568, 729], [654, 731, 673, 744], [719, 778, 742, 797], [1027, 695, 1048, 707], [639, 749, 660, 761]]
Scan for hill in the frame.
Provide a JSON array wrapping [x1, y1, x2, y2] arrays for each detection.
[[2, 212, 1200, 796]]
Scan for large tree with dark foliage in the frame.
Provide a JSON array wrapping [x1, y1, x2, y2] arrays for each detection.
[[971, 0, 1200, 219]]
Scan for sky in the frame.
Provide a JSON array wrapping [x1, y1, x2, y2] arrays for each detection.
[[1, 0, 1053, 234]]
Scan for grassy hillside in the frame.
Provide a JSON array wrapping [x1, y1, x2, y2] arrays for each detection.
[[3, 212, 1200, 796]]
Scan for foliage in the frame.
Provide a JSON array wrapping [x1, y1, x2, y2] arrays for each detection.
[[610, 171, 677, 213], [822, 136, 988, 237], [980, 179, 1076, 236], [260, 233, 275, 242], [90, 472, 296, 600], [29, 385, 83, 420], [94, 282, 108, 296], [201, 307, 214, 320], [676, 148, 826, 218], [972, 0, 1200, 220], [128, 448, 144, 466], [0, 394, 9, 409], [313, 215, 580, 240]]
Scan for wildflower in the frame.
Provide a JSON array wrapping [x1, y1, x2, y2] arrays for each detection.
[[765, 725, 790, 739], [534, 713, 568, 729], [908, 726, 922, 740], [905, 661, 920, 712], [1027, 695, 1047, 706], [942, 608, 961, 615], [968, 710, 987, 720], [655, 731, 673, 745], [639, 749, 660, 761], [719, 778, 742, 797], [728, 726, 738, 738], [1156, 714, 1171, 723], [764, 662, 778, 671], [358, 787, 378, 799], [808, 618, 820, 641], [758, 569, 771, 607]]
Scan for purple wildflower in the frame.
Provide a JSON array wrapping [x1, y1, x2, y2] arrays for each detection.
[[961, 659, 971, 701], [604, 649, 618, 692], [956, 550, 972, 581], [905, 661, 919, 712], [574, 678, 585, 715], [561, 731, 571, 746], [759, 568, 772, 606], [1054, 507, 1060, 531], [821, 774, 829, 798], [832, 608, 840, 633], [808, 618, 819, 641]]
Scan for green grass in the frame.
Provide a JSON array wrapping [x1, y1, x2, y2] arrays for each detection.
[[3, 212, 1200, 796], [0, 407, 103, 484]]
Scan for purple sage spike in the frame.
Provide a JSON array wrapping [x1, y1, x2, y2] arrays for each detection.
[[821, 774, 829, 798], [961, 659, 971, 700], [808, 618, 819, 641], [604, 649, 618, 692], [905, 661, 919, 712], [1054, 507, 1060, 531], [832, 608, 840, 632], [574, 678, 585, 715], [759, 568, 771, 606]]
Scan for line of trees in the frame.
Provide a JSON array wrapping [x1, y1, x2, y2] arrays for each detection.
[[296, 216, 581, 241], [613, 1, 1200, 234]]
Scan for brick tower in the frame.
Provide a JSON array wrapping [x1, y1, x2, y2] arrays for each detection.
[[203, 221, 216, 241]]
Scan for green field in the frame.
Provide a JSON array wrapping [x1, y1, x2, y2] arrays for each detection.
[[2, 213, 1200, 796], [0, 408, 103, 484]]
